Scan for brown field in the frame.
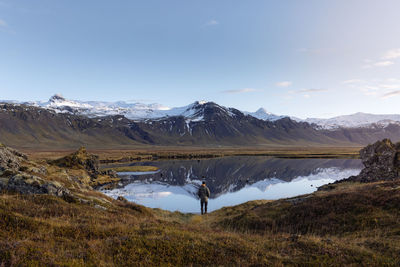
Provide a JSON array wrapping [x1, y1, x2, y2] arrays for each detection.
[[22, 145, 362, 162]]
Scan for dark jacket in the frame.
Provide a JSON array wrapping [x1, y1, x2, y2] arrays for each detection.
[[197, 185, 210, 202]]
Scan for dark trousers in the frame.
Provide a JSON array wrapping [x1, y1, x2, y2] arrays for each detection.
[[200, 200, 208, 214]]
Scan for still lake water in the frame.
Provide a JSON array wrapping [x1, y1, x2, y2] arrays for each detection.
[[102, 156, 362, 213]]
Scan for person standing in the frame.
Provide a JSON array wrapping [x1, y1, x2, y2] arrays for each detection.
[[197, 181, 210, 215]]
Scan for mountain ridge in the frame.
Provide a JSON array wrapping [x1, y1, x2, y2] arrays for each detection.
[[2, 95, 400, 149], [3, 94, 400, 129], [0, 101, 352, 149]]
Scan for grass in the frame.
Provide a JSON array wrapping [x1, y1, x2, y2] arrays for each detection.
[[2, 146, 400, 265], [209, 181, 400, 235], [23, 146, 361, 163], [1, 180, 400, 265], [1, 191, 398, 266], [101, 165, 159, 172]]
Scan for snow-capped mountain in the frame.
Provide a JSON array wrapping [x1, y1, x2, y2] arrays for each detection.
[[3, 95, 400, 130], [29, 94, 170, 120], [303, 112, 400, 129], [244, 108, 287, 121], [5, 95, 246, 122]]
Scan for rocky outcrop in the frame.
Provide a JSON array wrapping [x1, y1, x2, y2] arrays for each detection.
[[50, 147, 118, 182], [3, 174, 72, 199], [0, 144, 118, 208], [0, 142, 27, 175], [50, 147, 100, 177], [0, 144, 73, 200], [347, 139, 400, 182], [50, 147, 121, 189]]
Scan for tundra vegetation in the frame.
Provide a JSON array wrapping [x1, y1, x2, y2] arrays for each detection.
[[0, 141, 399, 266]]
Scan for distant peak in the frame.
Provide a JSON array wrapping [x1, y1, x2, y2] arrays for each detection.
[[256, 107, 268, 113], [50, 94, 66, 102]]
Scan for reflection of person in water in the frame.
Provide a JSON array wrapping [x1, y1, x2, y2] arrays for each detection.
[[197, 180, 210, 215]]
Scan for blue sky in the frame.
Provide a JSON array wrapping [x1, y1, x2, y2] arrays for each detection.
[[1, 0, 400, 118]]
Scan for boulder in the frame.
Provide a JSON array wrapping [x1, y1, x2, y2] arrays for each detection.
[[0, 143, 27, 174], [348, 139, 400, 182], [3, 173, 72, 199], [50, 147, 100, 177]]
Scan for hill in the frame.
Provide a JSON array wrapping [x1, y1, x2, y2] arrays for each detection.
[[1, 143, 400, 265]]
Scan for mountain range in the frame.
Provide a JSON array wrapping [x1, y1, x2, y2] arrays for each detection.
[[1, 94, 400, 149], [14, 94, 400, 129]]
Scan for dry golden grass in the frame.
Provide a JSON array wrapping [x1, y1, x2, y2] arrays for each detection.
[[102, 165, 159, 172], [23, 146, 361, 163], [1, 179, 400, 266]]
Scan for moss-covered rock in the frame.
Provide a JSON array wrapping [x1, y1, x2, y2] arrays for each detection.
[[50, 147, 100, 177], [50, 147, 120, 187]]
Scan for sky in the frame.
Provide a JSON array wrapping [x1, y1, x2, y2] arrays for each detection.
[[1, 0, 400, 119]]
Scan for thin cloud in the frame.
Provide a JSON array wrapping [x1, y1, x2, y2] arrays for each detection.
[[344, 78, 400, 97], [342, 79, 364, 84], [363, 61, 394, 69], [382, 48, 400, 60], [374, 61, 394, 67], [380, 84, 400, 90], [297, 88, 328, 93], [287, 88, 328, 99], [362, 48, 400, 68], [0, 19, 7, 27], [275, 81, 292, 87], [381, 90, 400, 99], [204, 19, 219, 27], [222, 88, 258, 94]]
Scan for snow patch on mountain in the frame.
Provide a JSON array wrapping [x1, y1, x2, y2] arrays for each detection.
[[244, 108, 287, 121], [303, 112, 400, 129]]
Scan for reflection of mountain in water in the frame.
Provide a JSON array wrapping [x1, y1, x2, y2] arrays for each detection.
[[110, 157, 362, 198]]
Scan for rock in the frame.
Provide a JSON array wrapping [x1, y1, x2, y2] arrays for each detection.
[[0, 144, 27, 174], [0, 177, 8, 191], [348, 139, 400, 182], [27, 166, 48, 175], [101, 169, 118, 178], [3, 173, 73, 199], [117, 196, 129, 203], [49, 147, 119, 188], [6, 174, 47, 194], [50, 147, 100, 177]]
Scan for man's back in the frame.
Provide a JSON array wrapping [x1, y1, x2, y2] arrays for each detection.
[[198, 185, 210, 201]]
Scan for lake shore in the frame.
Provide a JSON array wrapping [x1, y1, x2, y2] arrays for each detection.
[[102, 156, 362, 213]]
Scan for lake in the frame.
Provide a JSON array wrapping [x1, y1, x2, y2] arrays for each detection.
[[102, 156, 363, 213]]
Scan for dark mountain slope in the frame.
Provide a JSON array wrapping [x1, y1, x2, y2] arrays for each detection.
[[322, 123, 400, 145], [0, 104, 153, 149], [137, 102, 347, 146], [2, 102, 398, 149]]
